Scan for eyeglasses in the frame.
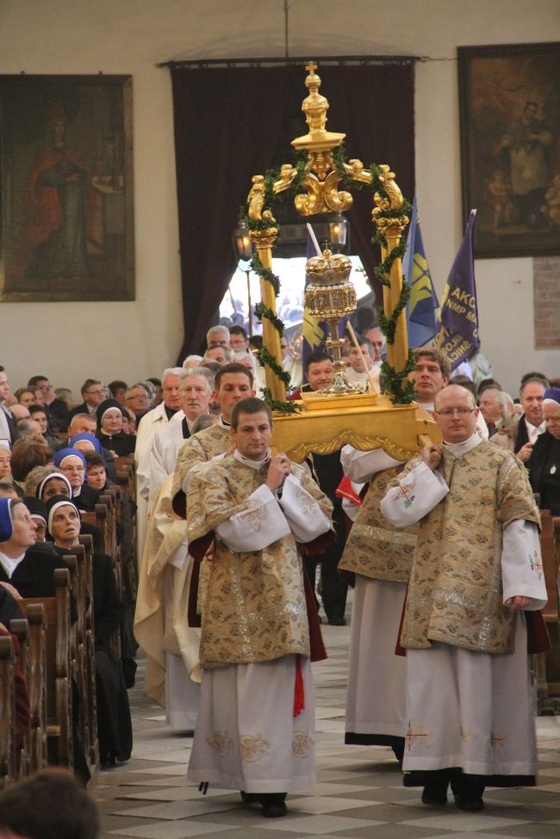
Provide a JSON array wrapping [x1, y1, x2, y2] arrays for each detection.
[[435, 408, 475, 417]]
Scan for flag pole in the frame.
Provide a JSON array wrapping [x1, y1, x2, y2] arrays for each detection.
[[306, 223, 322, 257], [346, 321, 379, 394]]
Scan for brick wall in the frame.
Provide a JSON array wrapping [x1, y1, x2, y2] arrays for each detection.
[[534, 257, 560, 349]]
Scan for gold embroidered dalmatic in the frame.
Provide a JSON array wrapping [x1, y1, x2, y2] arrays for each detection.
[[400, 443, 540, 653], [339, 465, 416, 582], [171, 423, 231, 499], [187, 457, 332, 668]]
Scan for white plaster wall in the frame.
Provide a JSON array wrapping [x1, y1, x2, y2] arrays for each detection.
[[0, 0, 558, 396]]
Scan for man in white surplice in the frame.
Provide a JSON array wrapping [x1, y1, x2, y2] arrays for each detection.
[[134, 367, 184, 566], [186, 397, 332, 818], [144, 369, 213, 509], [380, 384, 547, 813]]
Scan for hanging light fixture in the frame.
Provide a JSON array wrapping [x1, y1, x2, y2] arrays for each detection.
[[329, 212, 348, 252], [232, 214, 253, 262]]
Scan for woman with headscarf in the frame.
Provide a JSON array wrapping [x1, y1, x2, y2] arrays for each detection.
[[53, 448, 100, 512], [68, 431, 118, 485], [34, 468, 73, 502], [96, 399, 135, 457], [22, 497, 49, 543], [68, 432, 103, 455], [46, 495, 133, 768], [33, 467, 102, 554], [0, 572, 29, 751], [0, 497, 69, 599]]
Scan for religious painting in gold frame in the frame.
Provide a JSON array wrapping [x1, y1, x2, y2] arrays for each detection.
[[458, 42, 560, 259], [0, 74, 134, 301]]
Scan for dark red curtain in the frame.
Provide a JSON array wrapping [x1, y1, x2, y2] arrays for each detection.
[[170, 63, 415, 361]]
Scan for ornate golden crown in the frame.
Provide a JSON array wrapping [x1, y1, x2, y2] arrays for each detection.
[[305, 248, 352, 286]]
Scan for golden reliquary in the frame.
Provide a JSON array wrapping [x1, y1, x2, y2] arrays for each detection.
[[243, 61, 440, 461]]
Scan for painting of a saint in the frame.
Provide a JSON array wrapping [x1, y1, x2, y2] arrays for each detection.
[[0, 75, 134, 301], [25, 106, 90, 281], [459, 43, 560, 258]]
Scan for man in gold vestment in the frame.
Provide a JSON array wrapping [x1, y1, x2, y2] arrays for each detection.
[[381, 384, 547, 812], [186, 398, 332, 818], [134, 363, 254, 728]]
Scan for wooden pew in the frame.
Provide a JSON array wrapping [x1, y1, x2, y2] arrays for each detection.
[[115, 454, 136, 498], [107, 483, 137, 603], [103, 482, 138, 684], [535, 509, 560, 713], [73, 536, 99, 769], [114, 455, 137, 577], [19, 568, 73, 768], [63, 548, 92, 774], [0, 635, 16, 788], [81, 502, 110, 556], [10, 609, 48, 776]]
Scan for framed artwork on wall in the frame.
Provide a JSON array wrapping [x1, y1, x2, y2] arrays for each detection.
[[458, 42, 560, 259], [0, 74, 134, 301]]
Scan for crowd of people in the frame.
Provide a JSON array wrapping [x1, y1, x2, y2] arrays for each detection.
[[0, 318, 556, 819]]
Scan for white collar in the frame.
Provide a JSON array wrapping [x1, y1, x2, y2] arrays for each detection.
[[442, 432, 481, 458], [0, 551, 25, 578], [233, 448, 271, 470]]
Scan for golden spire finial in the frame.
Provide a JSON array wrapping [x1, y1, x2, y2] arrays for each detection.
[[292, 61, 345, 152], [301, 61, 328, 136]]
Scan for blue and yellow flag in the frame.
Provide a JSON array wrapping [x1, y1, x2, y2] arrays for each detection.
[[435, 210, 480, 367], [402, 198, 439, 347]]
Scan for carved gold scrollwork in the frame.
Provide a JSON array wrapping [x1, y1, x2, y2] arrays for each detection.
[[247, 175, 267, 222], [324, 171, 353, 212], [251, 227, 278, 251], [294, 170, 353, 216], [294, 173, 322, 216], [343, 158, 373, 184], [272, 164, 298, 194], [372, 164, 404, 214]]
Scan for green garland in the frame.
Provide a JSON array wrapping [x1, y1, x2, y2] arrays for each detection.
[[255, 302, 285, 335], [257, 346, 291, 386], [251, 253, 280, 296], [380, 352, 417, 405], [377, 279, 411, 343], [260, 388, 301, 414], [365, 165, 413, 403], [244, 149, 413, 407]]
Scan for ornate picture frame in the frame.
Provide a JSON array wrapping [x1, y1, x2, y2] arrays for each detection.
[[458, 42, 560, 259], [0, 74, 134, 301]]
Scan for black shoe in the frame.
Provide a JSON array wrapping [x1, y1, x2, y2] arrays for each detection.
[[454, 795, 484, 812], [260, 793, 287, 818], [327, 617, 347, 626], [263, 802, 288, 817], [451, 776, 485, 811], [421, 779, 448, 807]]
